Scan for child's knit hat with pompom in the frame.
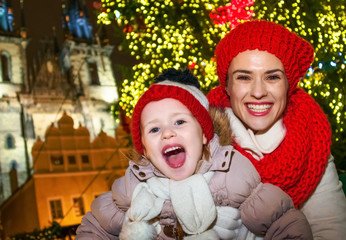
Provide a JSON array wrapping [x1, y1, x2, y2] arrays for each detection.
[[131, 68, 214, 155]]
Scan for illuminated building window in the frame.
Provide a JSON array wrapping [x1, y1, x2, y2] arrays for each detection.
[[5, 134, 15, 149], [51, 155, 63, 165], [81, 155, 89, 164], [0, 51, 11, 82], [73, 197, 85, 216], [49, 199, 63, 220], [68, 155, 76, 164]]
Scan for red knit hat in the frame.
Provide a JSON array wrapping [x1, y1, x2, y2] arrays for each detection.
[[131, 80, 214, 155], [208, 20, 314, 106]]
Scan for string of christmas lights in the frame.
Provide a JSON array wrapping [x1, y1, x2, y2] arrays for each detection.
[[95, 0, 345, 168], [255, 0, 345, 136]]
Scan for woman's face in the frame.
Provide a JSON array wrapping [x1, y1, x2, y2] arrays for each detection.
[[226, 49, 289, 133]]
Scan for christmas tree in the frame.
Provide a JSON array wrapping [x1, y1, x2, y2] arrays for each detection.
[[94, 0, 345, 170]]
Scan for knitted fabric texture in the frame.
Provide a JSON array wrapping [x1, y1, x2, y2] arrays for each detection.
[[207, 85, 231, 108], [132, 81, 214, 155], [215, 20, 314, 96], [233, 89, 331, 206], [207, 20, 329, 206]]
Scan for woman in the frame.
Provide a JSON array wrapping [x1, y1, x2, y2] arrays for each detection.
[[207, 19, 346, 239]]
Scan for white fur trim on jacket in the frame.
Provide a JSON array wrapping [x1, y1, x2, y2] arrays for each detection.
[[120, 172, 217, 239]]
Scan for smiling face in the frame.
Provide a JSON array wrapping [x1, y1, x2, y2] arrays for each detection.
[[226, 49, 289, 133], [140, 98, 207, 181]]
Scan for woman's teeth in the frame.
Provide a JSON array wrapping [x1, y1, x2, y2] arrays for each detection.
[[247, 104, 272, 112]]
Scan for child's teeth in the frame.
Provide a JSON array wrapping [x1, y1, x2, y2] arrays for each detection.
[[165, 147, 181, 154]]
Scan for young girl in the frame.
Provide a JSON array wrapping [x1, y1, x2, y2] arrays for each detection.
[[76, 68, 312, 240]]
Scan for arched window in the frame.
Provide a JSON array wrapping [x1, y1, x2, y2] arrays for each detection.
[[0, 51, 12, 83], [5, 134, 15, 149], [87, 61, 100, 85], [100, 118, 105, 129], [10, 160, 18, 170]]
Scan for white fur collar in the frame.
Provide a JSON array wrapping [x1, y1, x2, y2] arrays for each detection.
[[225, 108, 286, 160]]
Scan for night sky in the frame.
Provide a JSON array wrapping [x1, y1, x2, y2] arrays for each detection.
[[10, 0, 134, 85], [22, 0, 66, 57]]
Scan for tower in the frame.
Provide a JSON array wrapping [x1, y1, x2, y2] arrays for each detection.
[[58, 0, 118, 139], [0, 0, 29, 203]]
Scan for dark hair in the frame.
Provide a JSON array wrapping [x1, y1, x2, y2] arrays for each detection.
[[154, 68, 200, 89]]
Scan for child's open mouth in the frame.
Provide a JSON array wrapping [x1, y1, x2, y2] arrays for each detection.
[[162, 145, 186, 168]]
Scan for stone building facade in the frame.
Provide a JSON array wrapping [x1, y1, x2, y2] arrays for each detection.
[[0, 112, 131, 237], [0, 0, 120, 204]]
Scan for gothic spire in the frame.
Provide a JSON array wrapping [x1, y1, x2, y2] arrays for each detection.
[[0, 0, 14, 34], [19, 0, 27, 38], [61, 0, 93, 41]]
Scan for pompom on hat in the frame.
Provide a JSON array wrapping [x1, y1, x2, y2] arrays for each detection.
[[131, 69, 214, 155], [208, 20, 314, 107]]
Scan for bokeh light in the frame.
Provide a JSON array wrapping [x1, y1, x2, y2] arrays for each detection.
[[95, 0, 345, 168]]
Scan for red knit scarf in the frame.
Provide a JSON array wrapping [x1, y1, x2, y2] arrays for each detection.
[[234, 89, 331, 206]]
